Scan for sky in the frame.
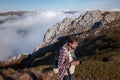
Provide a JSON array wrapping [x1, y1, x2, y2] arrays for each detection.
[[0, 0, 120, 12]]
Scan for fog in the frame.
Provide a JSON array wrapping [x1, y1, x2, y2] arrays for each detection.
[[0, 10, 81, 61]]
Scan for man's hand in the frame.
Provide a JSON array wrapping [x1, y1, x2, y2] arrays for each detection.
[[70, 60, 79, 66]]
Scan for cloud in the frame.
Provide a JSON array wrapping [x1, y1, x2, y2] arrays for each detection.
[[110, 8, 120, 11], [0, 10, 80, 61]]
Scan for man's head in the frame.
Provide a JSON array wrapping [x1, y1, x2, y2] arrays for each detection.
[[67, 36, 78, 49]]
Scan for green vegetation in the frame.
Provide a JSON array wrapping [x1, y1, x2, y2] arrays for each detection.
[[29, 24, 120, 80], [75, 49, 120, 80], [74, 25, 120, 80]]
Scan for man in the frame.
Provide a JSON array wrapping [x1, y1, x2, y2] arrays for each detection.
[[58, 36, 80, 80]]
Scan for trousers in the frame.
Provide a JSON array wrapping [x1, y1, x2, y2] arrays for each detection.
[[63, 74, 74, 80]]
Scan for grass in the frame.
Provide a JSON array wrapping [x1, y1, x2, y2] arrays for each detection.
[[75, 49, 120, 80], [73, 23, 120, 79], [75, 61, 120, 80], [31, 24, 120, 80]]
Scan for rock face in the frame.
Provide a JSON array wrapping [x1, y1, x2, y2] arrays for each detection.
[[19, 73, 33, 80], [35, 10, 120, 50], [0, 53, 29, 68], [43, 17, 73, 43]]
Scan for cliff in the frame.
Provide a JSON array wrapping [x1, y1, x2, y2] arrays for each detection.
[[35, 10, 120, 51]]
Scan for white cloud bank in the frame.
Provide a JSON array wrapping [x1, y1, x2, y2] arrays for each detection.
[[0, 10, 81, 61]]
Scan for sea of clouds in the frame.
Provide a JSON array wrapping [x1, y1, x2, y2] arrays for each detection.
[[0, 10, 81, 61]]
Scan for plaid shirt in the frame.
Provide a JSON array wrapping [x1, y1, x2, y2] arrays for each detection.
[[58, 44, 70, 80]]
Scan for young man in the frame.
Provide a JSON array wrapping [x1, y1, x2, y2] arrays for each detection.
[[58, 36, 80, 80]]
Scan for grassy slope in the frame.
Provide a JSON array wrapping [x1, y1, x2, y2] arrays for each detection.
[[74, 25, 120, 80], [29, 25, 120, 80], [29, 24, 120, 80], [75, 50, 120, 80]]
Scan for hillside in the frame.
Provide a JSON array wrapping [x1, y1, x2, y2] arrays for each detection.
[[0, 11, 27, 24], [0, 10, 120, 80]]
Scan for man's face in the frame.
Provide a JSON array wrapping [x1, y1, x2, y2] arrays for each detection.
[[69, 42, 78, 49]]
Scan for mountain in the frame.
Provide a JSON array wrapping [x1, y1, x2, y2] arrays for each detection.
[[0, 11, 27, 24], [0, 10, 120, 80], [0, 11, 27, 16], [35, 10, 120, 50], [25, 10, 120, 80]]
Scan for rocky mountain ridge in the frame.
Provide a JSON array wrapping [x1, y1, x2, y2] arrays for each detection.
[[35, 10, 120, 51]]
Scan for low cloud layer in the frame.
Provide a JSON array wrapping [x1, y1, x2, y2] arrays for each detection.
[[0, 10, 81, 61]]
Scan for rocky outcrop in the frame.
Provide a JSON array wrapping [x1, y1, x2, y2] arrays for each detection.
[[43, 17, 73, 43], [19, 73, 33, 80], [35, 10, 120, 50], [0, 53, 29, 68]]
